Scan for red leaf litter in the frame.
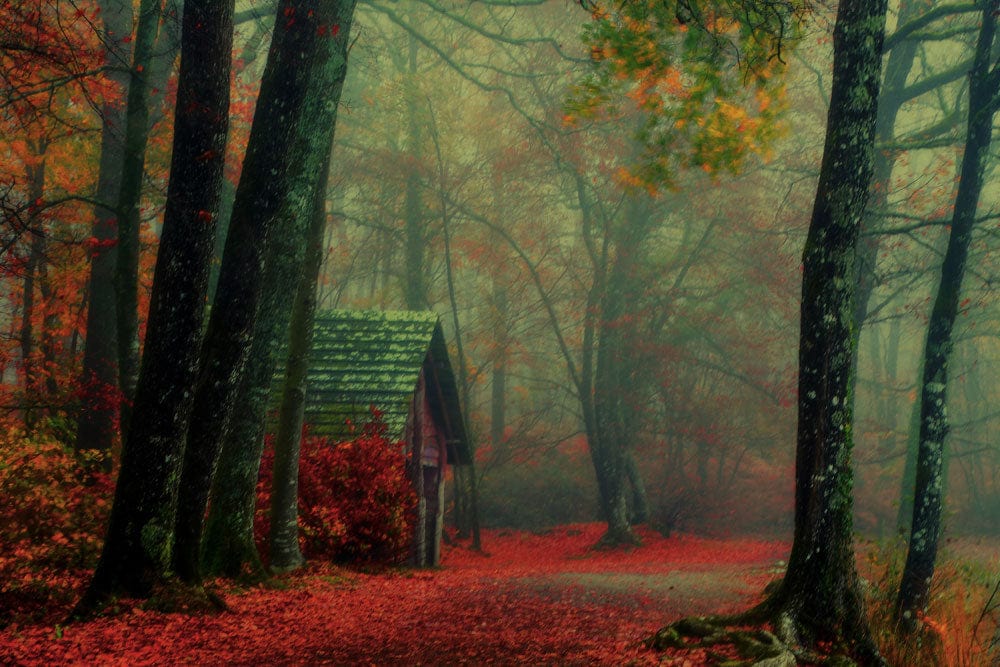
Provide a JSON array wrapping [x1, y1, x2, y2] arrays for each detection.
[[0, 524, 788, 665]]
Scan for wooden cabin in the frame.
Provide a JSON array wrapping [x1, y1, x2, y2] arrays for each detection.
[[290, 309, 471, 566]]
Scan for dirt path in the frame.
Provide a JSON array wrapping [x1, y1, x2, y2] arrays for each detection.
[[0, 525, 789, 665]]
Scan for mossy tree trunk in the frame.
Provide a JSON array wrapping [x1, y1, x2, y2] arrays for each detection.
[[75, 0, 235, 613], [270, 144, 336, 572], [173, 0, 357, 584], [201, 0, 356, 579], [760, 0, 888, 658], [895, 2, 999, 629]]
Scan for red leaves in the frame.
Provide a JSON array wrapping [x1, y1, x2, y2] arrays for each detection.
[[0, 438, 113, 626], [0, 524, 789, 664], [255, 416, 416, 564], [316, 24, 340, 38]]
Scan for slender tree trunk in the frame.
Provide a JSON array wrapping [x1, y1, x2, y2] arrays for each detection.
[[490, 284, 508, 453], [402, 32, 426, 311], [114, 0, 163, 435], [37, 239, 58, 399], [429, 100, 481, 551], [895, 3, 999, 629], [174, 0, 357, 583], [625, 451, 649, 524], [74, 0, 235, 614], [19, 235, 37, 430], [757, 0, 889, 659], [75, 0, 132, 460], [19, 146, 49, 430]]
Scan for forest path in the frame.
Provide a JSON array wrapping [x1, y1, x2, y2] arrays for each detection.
[[1, 524, 789, 665]]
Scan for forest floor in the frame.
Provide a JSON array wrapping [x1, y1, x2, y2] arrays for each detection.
[[0, 523, 789, 665]]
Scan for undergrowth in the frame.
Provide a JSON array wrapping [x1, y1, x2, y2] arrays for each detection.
[[863, 539, 1000, 666]]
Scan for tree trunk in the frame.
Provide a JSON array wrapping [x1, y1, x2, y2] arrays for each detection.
[[591, 196, 652, 543], [173, 0, 357, 583], [430, 99, 481, 551], [625, 450, 649, 524], [850, 0, 921, 340], [75, 0, 132, 461], [759, 0, 888, 659], [113, 0, 163, 435], [402, 32, 426, 311], [74, 0, 235, 613], [19, 147, 47, 431], [269, 146, 335, 572], [200, 12, 321, 581], [895, 3, 998, 629]]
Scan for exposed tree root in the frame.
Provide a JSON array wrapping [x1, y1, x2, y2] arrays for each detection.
[[593, 528, 642, 550], [67, 577, 229, 624], [143, 580, 230, 615], [645, 593, 887, 666]]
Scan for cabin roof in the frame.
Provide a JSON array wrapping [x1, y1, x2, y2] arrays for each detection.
[[289, 309, 472, 465]]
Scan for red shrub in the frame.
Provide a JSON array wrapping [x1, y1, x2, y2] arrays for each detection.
[[0, 435, 113, 624], [256, 416, 416, 565]]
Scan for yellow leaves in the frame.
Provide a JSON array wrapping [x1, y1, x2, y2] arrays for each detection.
[[613, 166, 659, 197], [757, 90, 772, 113]]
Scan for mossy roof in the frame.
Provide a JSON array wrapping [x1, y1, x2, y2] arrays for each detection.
[[277, 309, 471, 465]]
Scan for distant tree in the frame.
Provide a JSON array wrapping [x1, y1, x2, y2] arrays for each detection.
[[111, 0, 165, 432], [896, 1, 1000, 631], [74, 0, 132, 460], [74, 0, 235, 614]]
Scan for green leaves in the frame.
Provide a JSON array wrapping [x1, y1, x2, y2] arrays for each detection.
[[566, 0, 801, 188]]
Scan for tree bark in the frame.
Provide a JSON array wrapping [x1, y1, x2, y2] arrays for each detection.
[[75, 0, 132, 460], [758, 0, 889, 659], [269, 144, 335, 572], [173, 0, 357, 583], [75, 0, 234, 612], [895, 2, 999, 629], [113, 0, 164, 435]]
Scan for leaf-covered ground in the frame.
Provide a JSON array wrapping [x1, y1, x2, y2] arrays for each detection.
[[0, 524, 788, 665]]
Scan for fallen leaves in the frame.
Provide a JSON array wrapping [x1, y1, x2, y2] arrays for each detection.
[[0, 524, 788, 665]]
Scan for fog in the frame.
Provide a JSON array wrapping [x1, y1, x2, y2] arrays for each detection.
[[218, 1, 1000, 540]]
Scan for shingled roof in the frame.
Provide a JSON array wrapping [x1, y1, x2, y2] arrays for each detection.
[[281, 309, 471, 465]]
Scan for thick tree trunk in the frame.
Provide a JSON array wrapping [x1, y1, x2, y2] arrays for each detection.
[[591, 197, 652, 543], [759, 0, 888, 659], [200, 13, 318, 581], [270, 147, 335, 572], [76, 0, 132, 459], [895, 4, 998, 629], [624, 451, 649, 524], [173, 0, 357, 583], [74, 0, 234, 612]]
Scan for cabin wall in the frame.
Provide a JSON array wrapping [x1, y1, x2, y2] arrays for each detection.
[[407, 369, 448, 566]]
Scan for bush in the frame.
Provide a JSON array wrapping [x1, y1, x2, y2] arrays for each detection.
[[255, 417, 416, 565], [863, 541, 1000, 666], [0, 434, 113, 624]]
